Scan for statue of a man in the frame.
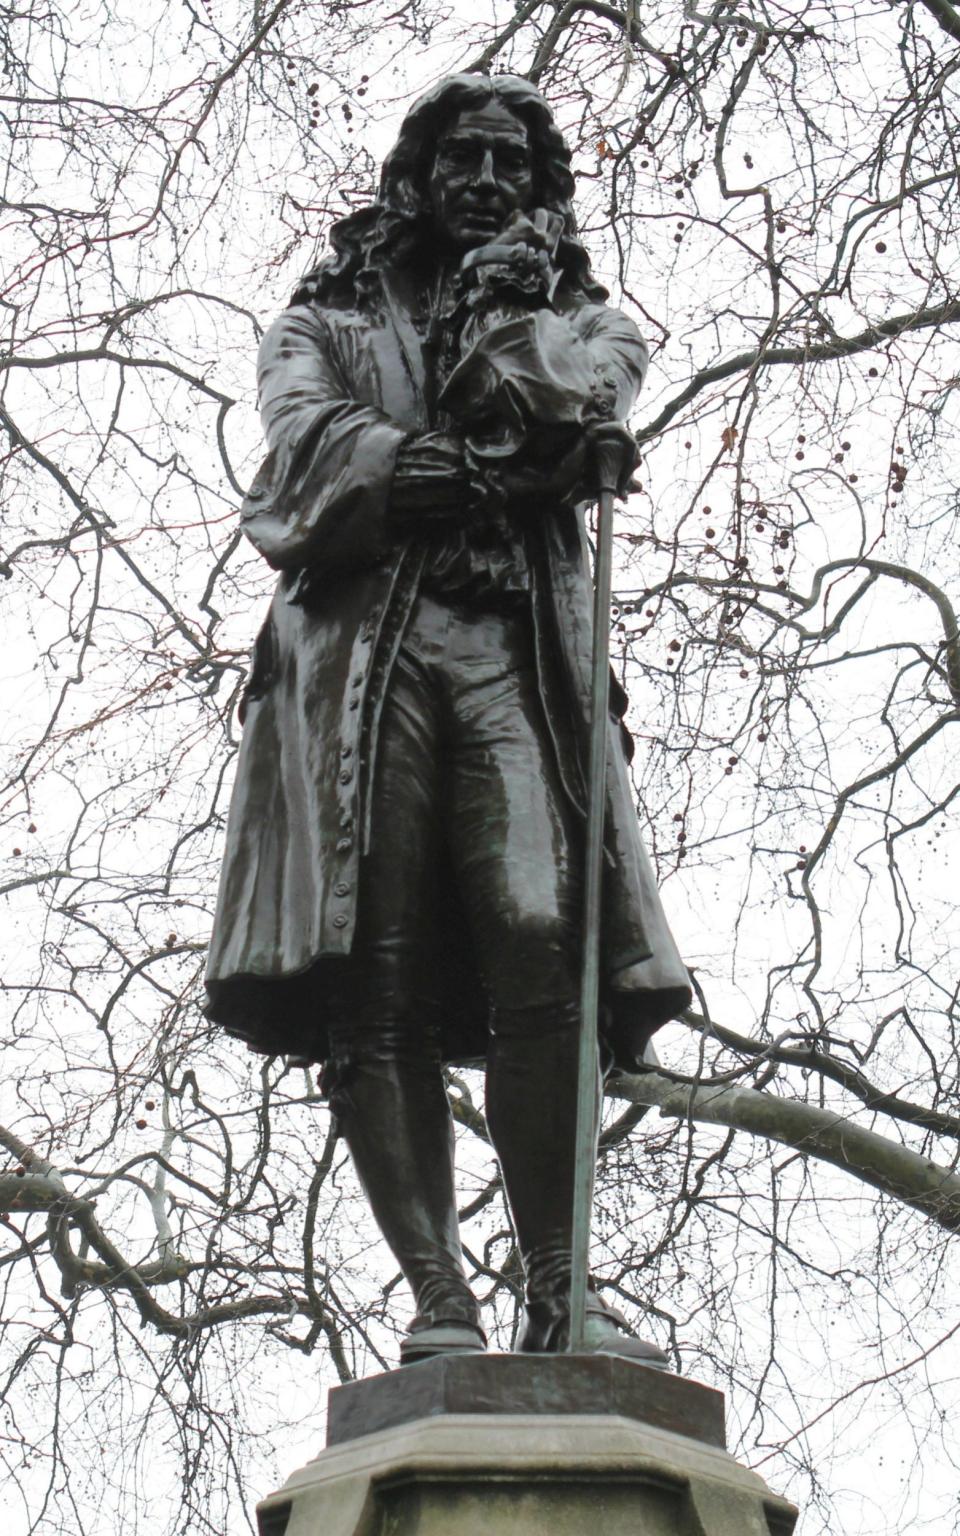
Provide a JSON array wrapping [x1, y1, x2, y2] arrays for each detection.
[[205, 74, 691, 1366]]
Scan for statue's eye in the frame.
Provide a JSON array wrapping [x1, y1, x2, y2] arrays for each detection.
[[498, 148, 529, 173]]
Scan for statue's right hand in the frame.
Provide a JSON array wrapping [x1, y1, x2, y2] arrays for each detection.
[[465, 208, 563, 264], [390, 432, 472, 523], [460, 209, 564, 302]]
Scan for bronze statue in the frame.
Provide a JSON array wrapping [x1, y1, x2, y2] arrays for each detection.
[[205, 74, 691, 1367]]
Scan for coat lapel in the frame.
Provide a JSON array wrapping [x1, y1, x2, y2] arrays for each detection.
[[380, 267, 430, 427]]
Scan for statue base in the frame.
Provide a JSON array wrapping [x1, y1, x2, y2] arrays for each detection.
[[256, 1355, 797, 1536]]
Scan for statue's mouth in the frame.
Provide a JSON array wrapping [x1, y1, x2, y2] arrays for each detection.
[[455, 205, 504, 232]]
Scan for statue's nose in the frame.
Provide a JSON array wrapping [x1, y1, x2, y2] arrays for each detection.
[[473, 149, 497, 190]]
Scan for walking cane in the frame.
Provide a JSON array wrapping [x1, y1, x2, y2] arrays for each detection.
[[569, 429, 626, 1352]]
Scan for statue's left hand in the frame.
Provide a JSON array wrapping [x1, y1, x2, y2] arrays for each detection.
[[472, 420, 639, 511], [474, 432, 588, 510], [583, 420, 641, 499]]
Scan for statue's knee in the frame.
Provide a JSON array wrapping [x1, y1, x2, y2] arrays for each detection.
[[490, 995, 580, 1043], [323, 1014, 441, 1112], [486, 913, 576, 1012]]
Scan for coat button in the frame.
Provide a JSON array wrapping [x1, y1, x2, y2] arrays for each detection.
[[334, 882, 349, 897], [339, 768, 352, 784], [352, 674, 364, 687], [333, 914, 348, 929], [341, 745, 352, 758], [336, 837, 352, 853]]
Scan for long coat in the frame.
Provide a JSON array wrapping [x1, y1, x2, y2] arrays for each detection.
[[204, 269, 691, 1069]]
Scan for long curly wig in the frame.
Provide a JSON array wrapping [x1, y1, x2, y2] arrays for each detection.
[[291, 73, 607, 308]]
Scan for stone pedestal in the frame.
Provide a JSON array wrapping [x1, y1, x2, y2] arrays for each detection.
[[256, 1356, 797, 1536]]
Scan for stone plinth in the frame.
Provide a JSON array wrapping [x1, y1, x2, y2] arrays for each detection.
[[256, 1356, 797, 1536], [327, 1353, 726, 1449]]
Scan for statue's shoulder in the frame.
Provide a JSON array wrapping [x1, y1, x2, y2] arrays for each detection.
[[257, 300, 372, 367], [264, 300, 347, 340]]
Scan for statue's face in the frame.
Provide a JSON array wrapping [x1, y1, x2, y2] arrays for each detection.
[[428, 98, 534, 252]]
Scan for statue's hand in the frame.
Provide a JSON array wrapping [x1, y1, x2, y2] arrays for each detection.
[[391, 432, 472, 524], [474, 432, 588, 511], [460, 208, 564, 305], [473, 421, 639, 510], [582, 420, 641, 500], [475, 208, 564, 259]]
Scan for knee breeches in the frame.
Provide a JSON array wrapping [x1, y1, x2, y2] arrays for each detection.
[[326, 592, 582, 1071]]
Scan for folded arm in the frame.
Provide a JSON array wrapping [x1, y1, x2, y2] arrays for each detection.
[[240, 305, 409, 574], [439, 297, 648, 506]]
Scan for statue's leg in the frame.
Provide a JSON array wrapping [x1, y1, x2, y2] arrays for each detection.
[[485, 1003, 666, 1363], [328, 631, 484, 1363], [445, 601, 666, 1363], [485, 996, 585, 1343], [328, 1041, 484, 1362]]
